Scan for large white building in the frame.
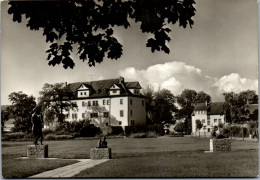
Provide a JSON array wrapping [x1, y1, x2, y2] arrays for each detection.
[[191, 102, 226, 136], [63, 77, 146, 127]]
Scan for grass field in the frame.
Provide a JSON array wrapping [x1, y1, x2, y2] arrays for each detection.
[[2, 137, 259, 178]]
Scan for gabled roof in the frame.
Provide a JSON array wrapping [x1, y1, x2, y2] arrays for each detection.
[[66, 78, 144, 99], [125, 82, 142, 89], [194, 103, 208, 111], [76, 83, 92, 90], [208, 102, 225, 115]]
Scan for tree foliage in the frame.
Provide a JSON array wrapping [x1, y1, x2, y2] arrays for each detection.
[[223, 90, 258, 124], [1, 110, 10, 132], [142, 85, 155, 124], [176, 89, 211, 134], [195, 119, 203, 138], [8, 0, 196, 68], [174, 122, 185, 134], [152, 89, 177, 125], [38, 83, 78, 124], [8, 91, 36, 133]]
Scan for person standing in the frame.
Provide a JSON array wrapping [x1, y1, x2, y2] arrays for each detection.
[[32, 106, 43, 145]]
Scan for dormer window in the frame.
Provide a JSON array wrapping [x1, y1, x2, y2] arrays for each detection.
[[77, 84, 90, 98], [110, 84, 120, 95]]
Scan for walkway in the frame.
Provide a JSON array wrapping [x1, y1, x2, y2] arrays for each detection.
[[29, 159, 109, 178]]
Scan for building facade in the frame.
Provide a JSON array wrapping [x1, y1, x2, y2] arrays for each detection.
[[191, 102, 225, 136], [63, 77, 146, 127]]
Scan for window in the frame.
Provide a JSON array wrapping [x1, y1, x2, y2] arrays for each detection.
[[80, 92, 83, 95], [130, 110, 132, 116], [202, 119, 205, 123], [130, 99, 132, 105], [131, 120, 135, 126], [84, 92, 86, 95], [120, 110, 124, 117], [208, 128, 211, 132], [120, 99, 123, 105], [218, 119, 221, 123], [119, 121, 122, 125], [134, 90, 139, 94], [90, 113, 98, 118], [88, 101, 91, 106], [82, 113, 85, 119], [82, 101, 85, 107], [104, 112, 109, 118], [214, 119, 217, 123], [207, 120, 210, 125], [72, 113, 77, 120], [113, 90, 117, 93], [107, 100, 110, 105], [106, 123, 108, 126], [103, 100, 106, 105], [93, 101, 98, 106], [142, 100, 144, 106]]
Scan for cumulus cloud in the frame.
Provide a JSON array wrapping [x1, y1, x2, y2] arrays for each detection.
[[119, 61, 258, 101], [214, 73, 258, 93]]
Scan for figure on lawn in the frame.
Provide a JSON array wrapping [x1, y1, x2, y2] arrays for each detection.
[[32, 106, 44, 145], [97, 136, 108, 148]]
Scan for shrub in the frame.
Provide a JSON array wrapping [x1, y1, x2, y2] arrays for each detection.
[[129, 132, 147, 138], [124, 125, 164, 136], [44, 134, 74, 140], [2, 132, 25, 140], [129, 131, 157, 138], [42, 129, 54, 136], [54, 120, 101, 137], [100, 126, 124, 136], [146, 131, 157, 138], [44, 133, 56, 140]]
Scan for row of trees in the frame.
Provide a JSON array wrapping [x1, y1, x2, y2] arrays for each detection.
[[2, 83, 258, 134], [143, 87, 211, 134], [2, 83, 78, 133]]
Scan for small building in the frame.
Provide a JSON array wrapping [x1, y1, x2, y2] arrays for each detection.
[[191, 102, 225, 137], [63, 77, 146, 127]]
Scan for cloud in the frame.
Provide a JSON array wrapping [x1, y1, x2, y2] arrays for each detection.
[[214, 73, 258, 93], [119, 61, 258, 101]]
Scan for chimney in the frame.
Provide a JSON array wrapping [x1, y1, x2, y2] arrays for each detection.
[[119, 76, 124, 84]]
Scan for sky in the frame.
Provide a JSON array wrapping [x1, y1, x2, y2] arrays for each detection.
[[1, 0, 258, 105]]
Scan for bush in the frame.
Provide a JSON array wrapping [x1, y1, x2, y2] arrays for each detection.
[[54, 120, 101, 137], [124, 125, 164, 136], [42, 129, 54, 136], [100, 126, 124, 136], [223, 125, 250, 137], [44, 134, 74, 140], [44, 133, 56, 140], [2, 132, 25, 140], [129, 131, 157, 138]]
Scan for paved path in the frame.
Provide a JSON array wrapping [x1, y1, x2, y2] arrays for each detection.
[[29, 159, 109, 178]]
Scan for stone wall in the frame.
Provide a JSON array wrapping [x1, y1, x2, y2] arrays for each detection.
[[27, 145, 48, 158], [213, 139, 231, 152], [90, 148, 112, 159]]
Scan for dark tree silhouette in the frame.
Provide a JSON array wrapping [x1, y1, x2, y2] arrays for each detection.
[[176, 89, 211, 134], [8, 0, 196, 68], [8, 91, 36, 133]]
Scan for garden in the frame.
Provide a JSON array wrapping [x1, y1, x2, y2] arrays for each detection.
[[2, 136, 258, 178]]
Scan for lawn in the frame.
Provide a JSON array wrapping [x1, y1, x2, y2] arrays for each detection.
[[2, 137, 259, 178]]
